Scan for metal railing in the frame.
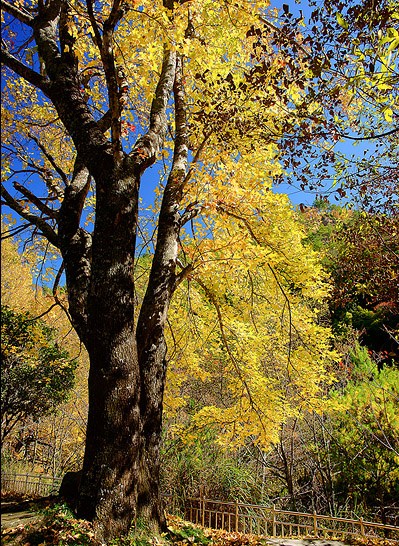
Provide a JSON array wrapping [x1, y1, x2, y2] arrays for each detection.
[[185, 496, 399, 541], [2, 473, 398, 541], [1, 472, 62, 497]]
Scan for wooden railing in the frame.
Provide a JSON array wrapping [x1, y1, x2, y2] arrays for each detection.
[[185, 496, 399, 541], [2, 474, 398, 541], [1, 472, 62, 497]]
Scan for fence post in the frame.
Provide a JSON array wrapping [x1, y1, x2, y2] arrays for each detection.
[[360, 517, 365, 537], [201, 492, 205, 528], [235, 499, 239, 533], [272, 505, 276, 537], [313, 511, 318, 536]]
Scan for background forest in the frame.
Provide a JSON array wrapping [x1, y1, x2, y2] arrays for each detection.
[[2, 199, 398, 525], [1, 0, 398, 537]]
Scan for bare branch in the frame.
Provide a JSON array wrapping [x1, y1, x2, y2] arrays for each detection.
[[52, 261, 74, 325], [29, 133, 69, 186], [1, 0, 34, 27], [13, 182, 58, 219], [1, 222, 31, 240], [338, 127, 399, 141], [1, 184, 59, 247]]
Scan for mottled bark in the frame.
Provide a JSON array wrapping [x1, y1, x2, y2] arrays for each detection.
[[1, 1, 184, 542], [135, 54, 189, 527]]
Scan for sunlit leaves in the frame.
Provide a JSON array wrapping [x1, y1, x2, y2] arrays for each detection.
[[2, 0, 340, 455], [164, 175, 337, 450]]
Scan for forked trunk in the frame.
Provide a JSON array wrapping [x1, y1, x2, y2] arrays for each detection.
[[76, 328, 168, 542], [69, 166, 171, 543]]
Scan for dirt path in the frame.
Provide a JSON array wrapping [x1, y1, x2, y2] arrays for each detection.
[[1, 500, 43, 531], [1, 509, 42, 529]]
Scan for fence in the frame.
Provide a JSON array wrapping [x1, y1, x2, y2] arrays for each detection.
[[1, 472, 62, 497], [185, 496, 399, 541], [2, 474, 399, 541]]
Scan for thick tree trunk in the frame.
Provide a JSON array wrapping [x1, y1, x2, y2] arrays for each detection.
[[72, 166, 149, 542], [1, 4, 181, 540], [77, 334, 141, 541]]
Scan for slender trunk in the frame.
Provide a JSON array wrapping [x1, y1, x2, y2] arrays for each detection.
[[137, 343, 167, 532], [135, 148, 186, 529], [279, 432, 297, 511]]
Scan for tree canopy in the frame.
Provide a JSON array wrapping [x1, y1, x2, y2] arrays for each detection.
[[1, 0, 397, 542]]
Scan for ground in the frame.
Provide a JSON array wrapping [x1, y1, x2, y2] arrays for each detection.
[[0, 493, 394, 546]]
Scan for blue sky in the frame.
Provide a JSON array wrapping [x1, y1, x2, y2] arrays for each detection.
[[2, 0, 390, 270]]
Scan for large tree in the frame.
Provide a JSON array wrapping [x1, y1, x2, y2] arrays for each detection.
[[1, 0, 337, 542]]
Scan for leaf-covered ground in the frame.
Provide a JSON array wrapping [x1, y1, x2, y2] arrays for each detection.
[[1, 495, 395, 546]]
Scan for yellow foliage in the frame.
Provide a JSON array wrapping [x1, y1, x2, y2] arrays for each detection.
[[164, 165, 338, 450], [2, 0, 340, 459], [1, 220, 88, 473]]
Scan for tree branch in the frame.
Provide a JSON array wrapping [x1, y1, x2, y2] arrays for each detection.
[[13, 182, 58, 219], [174, 261, 194, 289], [180, 202, 201, 226], [338, 127, 399, 141], [130, 46, 177, 171], [29, 133, 69, 186], [216, 202, 262, 245], [0, 49, 50, 95], [104, 0, 126, 31], [1, 0, 34, 27], [87, 0, 127, 160], [87, 0, 103, 51], [97, 110, 112, 133], [1, 184, 59, 247]]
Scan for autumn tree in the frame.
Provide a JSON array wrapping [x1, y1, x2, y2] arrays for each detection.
[[1, 219, 89, 476], [1, 1, 337, 541], [268, 0, 399, 211], [328, 345, 399, 522], [301, 203, 399, 363], [1, 305, 77, 445]]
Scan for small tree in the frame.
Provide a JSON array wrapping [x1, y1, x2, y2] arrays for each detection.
[[328, 346, 399, 521], [1, 305, 77, 445]]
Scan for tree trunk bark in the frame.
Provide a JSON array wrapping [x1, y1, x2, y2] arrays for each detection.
[[2, 5, 180, 542], [77, 333, 141, 541], [73, 166, 147, 542], [137, 335, 168, 533]]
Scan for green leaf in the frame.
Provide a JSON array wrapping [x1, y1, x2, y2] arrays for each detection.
[[336, 12, 348, 30]]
